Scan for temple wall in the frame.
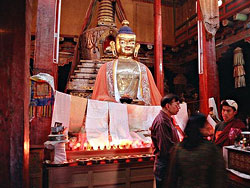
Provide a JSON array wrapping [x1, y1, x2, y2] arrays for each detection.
[[61, 0, 94, 36], [175, 0, 196, 29], [31, 0, 175, 45]]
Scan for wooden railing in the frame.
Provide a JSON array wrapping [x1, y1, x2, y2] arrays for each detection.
[[175, 0, 250, 46]]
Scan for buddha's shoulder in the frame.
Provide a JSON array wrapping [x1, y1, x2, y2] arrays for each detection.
[[103, 59, 149, 69], [101, 60, 116, 68], [137, 61, 150, 71]]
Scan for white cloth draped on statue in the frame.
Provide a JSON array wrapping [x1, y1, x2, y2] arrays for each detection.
[[199, 0, 220, 36], [109, 102, 133, 145], [85, 99, 109, 148]]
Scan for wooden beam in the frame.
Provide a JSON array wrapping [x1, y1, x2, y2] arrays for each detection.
[[217, 29, 250, 47]]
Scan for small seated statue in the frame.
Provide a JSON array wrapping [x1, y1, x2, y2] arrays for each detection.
[[92, 20, 161, 105]]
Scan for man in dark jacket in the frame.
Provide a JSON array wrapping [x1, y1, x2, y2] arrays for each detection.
[[150, 94, 180, 188]]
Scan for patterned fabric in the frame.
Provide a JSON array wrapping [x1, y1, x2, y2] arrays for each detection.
[[166, 141, 227, 188], [138, 63, 151, 105], [106, 59, 151, 105], [199, 0, 220, 36], [30, 80, 54, 106], [29, 80, 54, 118], [106, 60, 115, 98], [213, 118, 245, 147]]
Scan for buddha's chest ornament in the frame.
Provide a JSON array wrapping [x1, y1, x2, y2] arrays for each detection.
[[116, 59, 140, 99]]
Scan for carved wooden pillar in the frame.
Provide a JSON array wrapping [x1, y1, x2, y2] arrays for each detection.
[[34, 0, 58, 87], [0, 0, 31, 187], [198, 0, 220, 114], [154, 0, 164, 96], [30, 0, 59, 147]]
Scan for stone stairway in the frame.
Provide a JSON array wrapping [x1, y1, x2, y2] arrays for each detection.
[[66, 59, 108, 98], [66, 56, 151, 98]]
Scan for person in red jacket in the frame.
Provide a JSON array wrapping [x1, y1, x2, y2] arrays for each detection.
[[213, 99, 245, 147]]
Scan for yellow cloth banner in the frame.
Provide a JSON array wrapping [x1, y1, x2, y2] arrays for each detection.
[[69, 96, 87, 133]]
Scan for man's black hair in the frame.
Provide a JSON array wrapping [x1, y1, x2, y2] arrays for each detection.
[[161, 94, 180, 107]]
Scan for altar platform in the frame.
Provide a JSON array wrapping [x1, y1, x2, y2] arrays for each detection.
[[223, 145, 250, 188]]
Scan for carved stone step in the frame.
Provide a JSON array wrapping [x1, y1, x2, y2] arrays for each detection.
[[79, 59, 107, 63], [69, 78, 95, 84], [77, 63, 103, 68], [79, 59, 97, 63], [66, 59, 109, 93], [70, 73, 97, 79], [67, 82, 94, 90], [74, 68, 98, 74], [70, 91, 92, 98]]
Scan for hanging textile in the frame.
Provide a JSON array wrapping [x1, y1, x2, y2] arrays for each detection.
[[85, 99, 109, 148], [29, 73, 55, 118], [233, 47, 246, 88], [208, 97, 220, 121], [127, 104, 161, 143], [199, 0, 220, 36], [51, 91, 71, 135], [173, 102, 188, 137], [109, 102, 132, 145], [30, 73, 55, 91], [69, 95, 87, 133]]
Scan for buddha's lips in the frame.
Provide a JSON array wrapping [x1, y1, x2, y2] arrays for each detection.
[[125, 47, 132, 50]]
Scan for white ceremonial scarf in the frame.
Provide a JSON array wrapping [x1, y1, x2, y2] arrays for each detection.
[[127, 104, 161, 143], [208, 97, 219, 120], [85, 99, 109, 149], [51, 91, 71, 135], [173, 102, 188, 132], [108, 102, 133, 145]]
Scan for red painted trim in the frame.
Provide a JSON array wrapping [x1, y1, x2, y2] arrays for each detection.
[[219, 0, 250, 20], [53, 37, 58, 62]]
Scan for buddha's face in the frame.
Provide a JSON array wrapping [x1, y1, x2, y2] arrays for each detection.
[[116, 33, 136, 57]]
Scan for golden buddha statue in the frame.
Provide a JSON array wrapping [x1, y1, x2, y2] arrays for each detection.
[[92, 20, 161, 105]]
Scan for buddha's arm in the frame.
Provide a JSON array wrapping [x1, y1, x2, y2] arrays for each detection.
[[92, 64, 116, 102], [145, 67, 162, 105]]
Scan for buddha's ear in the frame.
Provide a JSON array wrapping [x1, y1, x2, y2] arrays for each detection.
[[134, 43, 140, 58], [110, 41, 117, 57]]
